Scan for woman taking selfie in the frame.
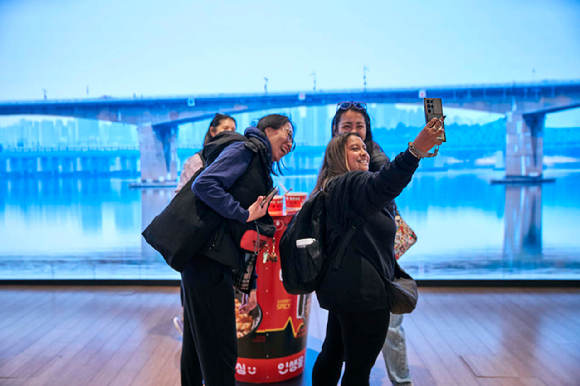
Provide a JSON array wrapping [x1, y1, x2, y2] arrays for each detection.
[[330, 101, 415, 385], [312, 116, 444, 386]]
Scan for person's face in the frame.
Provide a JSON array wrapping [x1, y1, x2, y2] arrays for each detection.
[[210, 118, 236, 137], [345, 135, 369, 172], [336, 110, 367, 141], [265, 122, 293, 162]]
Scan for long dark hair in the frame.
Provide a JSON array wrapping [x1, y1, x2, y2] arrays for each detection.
[[253, 113, 296, 176], [311, 132, 361, 196], [331, 105, 376, 159], [203, 113, 237, 145]]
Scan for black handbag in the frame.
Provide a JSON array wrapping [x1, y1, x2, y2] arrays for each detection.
[[142, 170, 223, 273], [143, 131, 273, 273], [385, 260, 418, 315]]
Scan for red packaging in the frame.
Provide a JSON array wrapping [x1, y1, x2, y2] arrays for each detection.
[[285, 193, 307, 212], [235, 206, 311, 383], [268, 195, 284, 215]]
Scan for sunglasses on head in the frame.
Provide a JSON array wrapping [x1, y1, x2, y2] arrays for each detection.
[[336, 101, 367, 112]]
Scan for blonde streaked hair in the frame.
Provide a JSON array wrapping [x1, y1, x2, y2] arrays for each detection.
[[311, 132, 362, 196]]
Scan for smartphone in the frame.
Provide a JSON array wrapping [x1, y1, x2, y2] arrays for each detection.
[[424, 98, 447, 142], [260, 186, 278, 208]]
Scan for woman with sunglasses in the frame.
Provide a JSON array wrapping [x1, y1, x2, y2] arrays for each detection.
[[331, 101, 414, 385], [181, 114, 295, 386], [311, 107, 444, 386], [331, 101, 389, 172]]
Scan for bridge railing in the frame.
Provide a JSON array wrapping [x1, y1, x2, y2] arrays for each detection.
[[1, 145, 140, 153]]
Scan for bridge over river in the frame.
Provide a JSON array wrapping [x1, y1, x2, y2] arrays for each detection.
[[1, 80, 579, 183]]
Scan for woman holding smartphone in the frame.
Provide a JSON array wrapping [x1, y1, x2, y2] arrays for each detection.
[[181, 114, 295, 386], [312, 112, 443, 385], [329, 101, 438, 385]]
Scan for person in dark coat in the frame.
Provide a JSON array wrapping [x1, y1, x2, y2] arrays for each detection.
[[311, 118, 444, 386], [329, 101, 411, 385], [181, 114, 295, 386]]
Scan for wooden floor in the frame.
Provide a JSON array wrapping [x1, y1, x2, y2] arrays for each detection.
[[0, 286, 578, 386]]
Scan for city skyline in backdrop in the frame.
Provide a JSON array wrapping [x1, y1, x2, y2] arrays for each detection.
[[1, 103, 579, 150]]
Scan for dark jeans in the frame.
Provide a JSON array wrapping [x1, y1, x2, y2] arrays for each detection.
[[312, 309, 391, 386], [181, 255, 237, 386]]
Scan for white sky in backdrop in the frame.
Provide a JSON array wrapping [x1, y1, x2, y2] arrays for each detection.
[[0, 0, 579, 126]]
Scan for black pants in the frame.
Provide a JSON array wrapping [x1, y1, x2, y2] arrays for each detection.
[[312, 309, 390, 386], [181, 255, 237, 386]]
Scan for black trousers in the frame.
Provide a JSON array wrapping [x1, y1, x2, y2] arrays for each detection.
[[312, 309, 391, 386], [181, 255, 237, 386]]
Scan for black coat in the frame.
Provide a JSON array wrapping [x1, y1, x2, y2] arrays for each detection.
[[369, 141, 389, 173], [369, 142, 396, 214], [198, 134, 274, 271], [316, 149, 419, 313]]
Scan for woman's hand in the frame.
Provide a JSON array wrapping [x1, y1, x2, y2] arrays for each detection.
[[240, 289, 257, 314], [413, 117, 446, 152], [246, 195, 273, 223]]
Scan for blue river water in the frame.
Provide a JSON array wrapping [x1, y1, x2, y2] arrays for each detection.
[[1, 167, 579, 280]]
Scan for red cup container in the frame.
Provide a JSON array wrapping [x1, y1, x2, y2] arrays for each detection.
[[268, 195, 284, 215], [285, 193, 307, 212], [235, 212, 312, 383]]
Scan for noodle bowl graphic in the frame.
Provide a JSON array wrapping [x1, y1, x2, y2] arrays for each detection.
[[234, 295, 263, 339]]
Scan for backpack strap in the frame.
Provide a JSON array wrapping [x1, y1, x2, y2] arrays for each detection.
[[331, 217, 363, 270], [195, 150, 206, 169]]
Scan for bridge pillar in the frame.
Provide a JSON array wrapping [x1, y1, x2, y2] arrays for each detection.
[[63, 157, 74, 174], [505, 112, 545, 178], [503, 185, 542, 261], [138, 124, 177, 183]]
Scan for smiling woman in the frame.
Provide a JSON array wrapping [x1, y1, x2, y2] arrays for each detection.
[[345, 135, 369, 171], [181, 112, 295, 386], [255, 114, 296, 174], [310, 124, 442, 385]]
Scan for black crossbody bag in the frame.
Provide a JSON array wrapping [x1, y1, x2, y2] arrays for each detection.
[[334, 216, 418, 315], [385, 260, 418, 314]]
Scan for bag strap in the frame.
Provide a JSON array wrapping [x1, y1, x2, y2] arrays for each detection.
[[253, 222, 260, 256], [331, 217, 363, 270]]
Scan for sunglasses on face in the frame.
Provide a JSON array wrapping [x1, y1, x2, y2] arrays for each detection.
[[336, 101, 367, 112]]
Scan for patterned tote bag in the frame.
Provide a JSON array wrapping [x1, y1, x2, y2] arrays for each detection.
[[394, 205, 417, 260]]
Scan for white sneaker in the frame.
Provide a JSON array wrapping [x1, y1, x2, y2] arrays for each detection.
[[173, 316, 183, 336]]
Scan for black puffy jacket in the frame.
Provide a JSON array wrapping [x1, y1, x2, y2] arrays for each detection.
[[315, 149, 419, 313]]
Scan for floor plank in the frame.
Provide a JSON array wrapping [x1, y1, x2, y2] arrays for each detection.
[[0, 286, 578, 386]]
